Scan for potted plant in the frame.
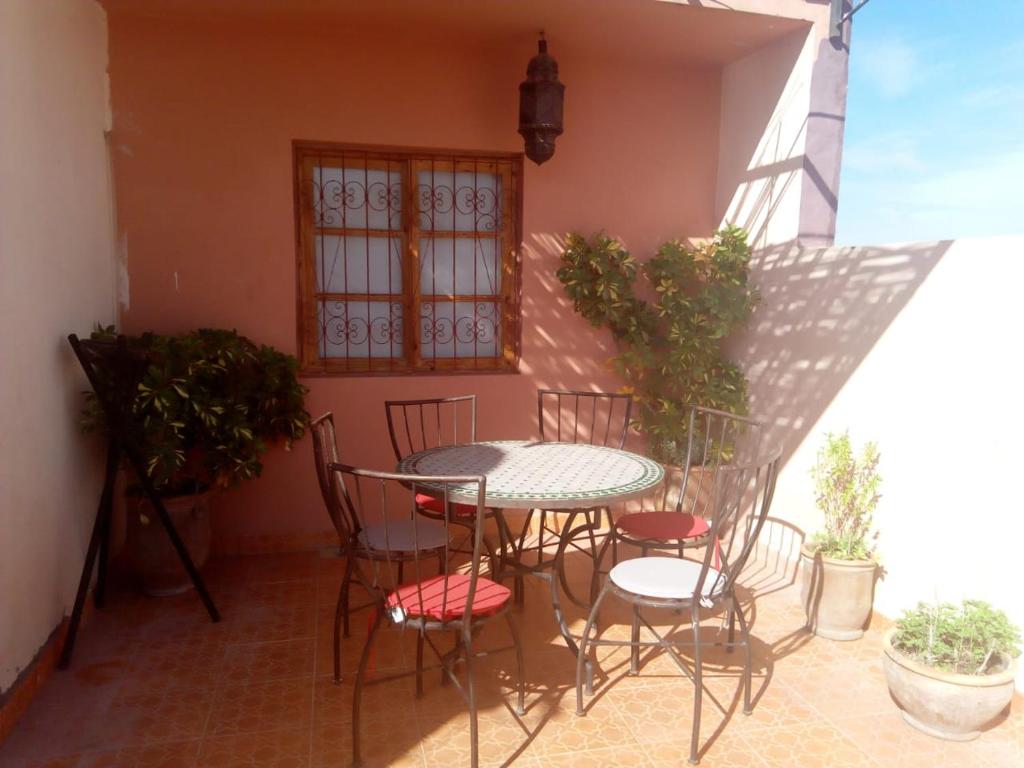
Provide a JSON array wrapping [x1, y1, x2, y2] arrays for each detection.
[[83, 326, 309, 594], [800, 431, 880, 640], [883, 600, 1020, 740]]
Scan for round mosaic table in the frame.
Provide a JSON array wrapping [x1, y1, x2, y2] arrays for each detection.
[[398, 440, 664, 667], [396, 440, 664, 510]]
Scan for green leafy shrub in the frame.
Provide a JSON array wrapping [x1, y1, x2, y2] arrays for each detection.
[[557, 227, 758, 463], [809, 431, 881, 560], [82, 326, 310, 492], [892, 600, 1021, 675]]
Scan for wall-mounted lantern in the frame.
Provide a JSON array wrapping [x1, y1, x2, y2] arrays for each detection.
[[518, 35, 564, 165]]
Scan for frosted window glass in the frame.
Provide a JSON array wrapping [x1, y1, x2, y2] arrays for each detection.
[[312, 166, 402, 231], [418, 238, 500, 296], [319, 300, 403, 359], [315, 236, 402, 294], [420, 301, 501, 359], [416, 171, 501, 233]]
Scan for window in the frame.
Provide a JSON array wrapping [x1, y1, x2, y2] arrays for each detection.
[[294, 142, 522, 374]]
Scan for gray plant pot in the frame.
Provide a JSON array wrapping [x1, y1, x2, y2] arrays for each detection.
[[126, 490, 211, 596], [882, 627, 1017, 741], [800, 545, 876, 640]]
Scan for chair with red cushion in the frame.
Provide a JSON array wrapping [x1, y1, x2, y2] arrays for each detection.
[[592, 406, 765, 606], [385, 395, 503, 580], [525, 389, 633, 605], [331, 464, 526, 768], [576, 447, 782, 765]]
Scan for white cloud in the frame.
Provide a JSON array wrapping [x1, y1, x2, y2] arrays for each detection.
[[857, 36, 920, 100]]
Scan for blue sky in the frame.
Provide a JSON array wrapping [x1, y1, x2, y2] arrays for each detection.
[[835, 0, 1024, 244]]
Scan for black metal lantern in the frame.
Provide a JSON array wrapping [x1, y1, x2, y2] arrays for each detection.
[[518, 36, 564, 165]]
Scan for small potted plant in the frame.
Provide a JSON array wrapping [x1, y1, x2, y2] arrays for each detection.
[[883, 600, 1020, 740], [83, 327, 309, 594], [800, 431, 880, 640]]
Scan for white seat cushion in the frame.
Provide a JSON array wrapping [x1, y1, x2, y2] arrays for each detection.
[[609, 556, 725, 601], [359, 519, 448, 553]]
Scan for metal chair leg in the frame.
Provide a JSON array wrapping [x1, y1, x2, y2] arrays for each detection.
[[352, 607, 383, 768], [341, 554, 354, 639], [576, 583, 609, 714], [504, 613, 527, 716], [416, 629, 425, 698], [735, 599, 754, 715], [333, 575, 346, 684], [726, 603, 736, 654], [689, 605, 703, 766], [630, 604, 641, 675], [463, 629, 479, 768]]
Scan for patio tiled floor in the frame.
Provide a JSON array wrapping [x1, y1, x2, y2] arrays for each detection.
[[1, 545, 1021, 767]]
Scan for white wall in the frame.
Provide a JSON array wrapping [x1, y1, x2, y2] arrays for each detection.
[[736, 236, 1024, 681], [0, 0, 116, 693], [714, 6, 850, 249], [716, 28, 813, 248]]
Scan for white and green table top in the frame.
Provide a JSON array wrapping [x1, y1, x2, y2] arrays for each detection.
[[397, 440, 664, 510]]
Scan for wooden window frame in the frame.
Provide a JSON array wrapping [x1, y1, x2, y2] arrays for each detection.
[[293, 140, 523, 376]]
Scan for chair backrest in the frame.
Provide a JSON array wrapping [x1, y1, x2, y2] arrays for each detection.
[[691, 445, 782, 601], [328, 463, 488, 625], [537, 389, 633, 449], [385, 395, 477, 461], [668, 405, 765, 519], [310, 413, 361, 543]]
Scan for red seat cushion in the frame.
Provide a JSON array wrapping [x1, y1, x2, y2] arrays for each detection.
[[386, 574, 511, 621], [616, 511, 710, 542], [415, 492, 478, 518]]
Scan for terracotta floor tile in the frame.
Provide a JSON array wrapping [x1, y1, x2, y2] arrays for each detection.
[[312, 723, 424, 768], [5, 552, 1022, 768], [245, 552, 319, 585], [106, 687, 215, 746], [833, 710, 1023, 768], [221, 639, 315, 684], [77, 740, 200, 768], [197, 729, 310, 768], [746, 722, 876, 767], [206, 679, 313, 737], [642, 732, 767, 767], [0, 756, 83, 768]]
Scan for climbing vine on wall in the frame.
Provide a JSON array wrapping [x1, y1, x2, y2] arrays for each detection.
[[556, 226, 759, 463]]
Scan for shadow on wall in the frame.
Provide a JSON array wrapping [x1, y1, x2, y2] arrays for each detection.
[[734, 239, 953, 466], [718, 29, 808, 250]]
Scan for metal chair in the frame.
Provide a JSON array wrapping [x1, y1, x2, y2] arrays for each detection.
[[575, 446, 782, 765], [525, 389, 632, 605], [311, 412, 449, 683], [591, 406, 765, 602], [331, 465, 526, 768], [385, 395, 504, 582]]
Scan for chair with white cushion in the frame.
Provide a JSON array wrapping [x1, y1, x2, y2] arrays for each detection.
[[575, 445, 782, 765], [591, 406, 764, 605], [311, 412, 449, 683]]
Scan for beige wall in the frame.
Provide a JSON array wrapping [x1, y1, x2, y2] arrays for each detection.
[[0, 0, 116, 693], [737, 236, 1024, 683]]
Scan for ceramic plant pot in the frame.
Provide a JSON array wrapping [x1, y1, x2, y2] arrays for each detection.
[[125, 489, 211, 596], [800, 545, 876, 640], [882, 627, 1017, 740]]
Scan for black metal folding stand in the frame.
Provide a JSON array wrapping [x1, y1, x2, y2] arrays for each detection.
[[59, 334, 220, 669]]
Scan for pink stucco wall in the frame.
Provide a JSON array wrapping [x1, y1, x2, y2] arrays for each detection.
[[106, 10, 722, 545]]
